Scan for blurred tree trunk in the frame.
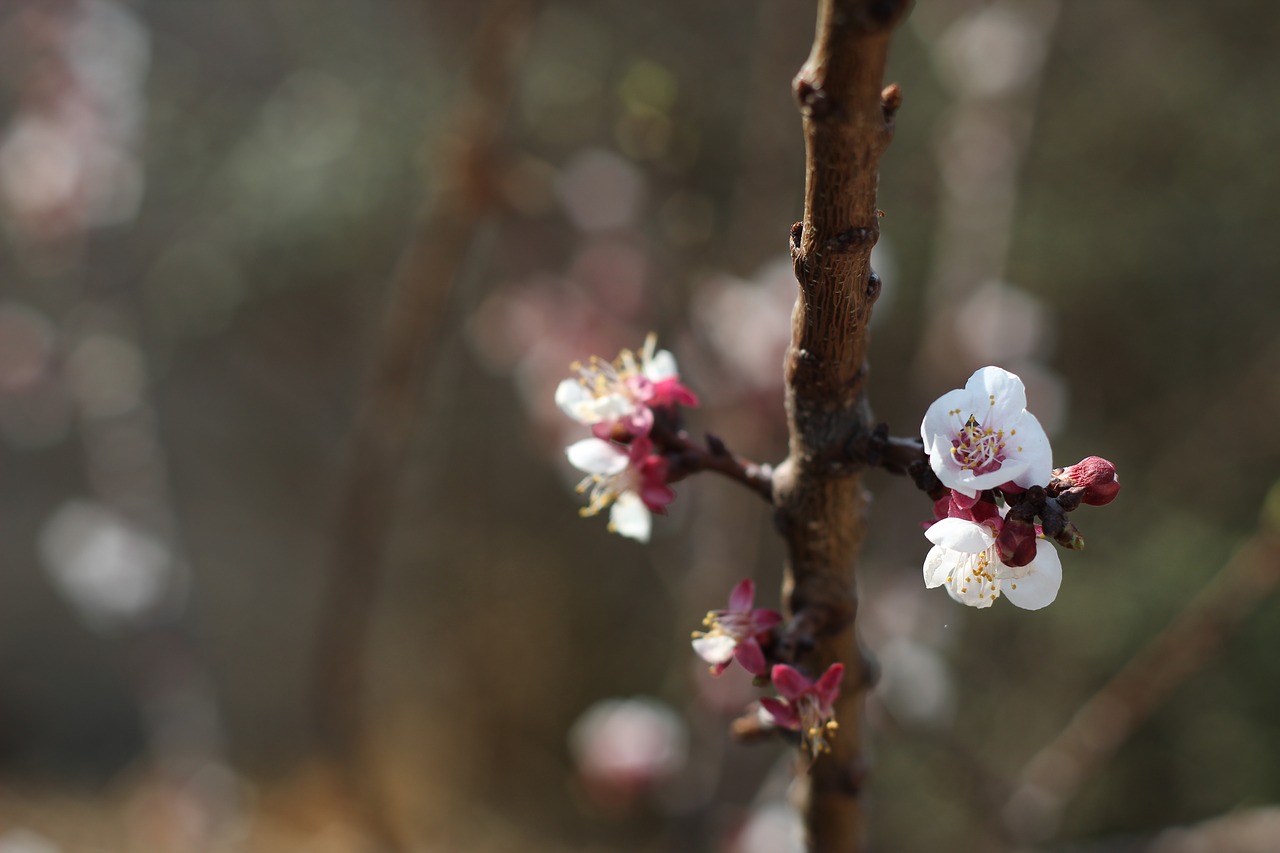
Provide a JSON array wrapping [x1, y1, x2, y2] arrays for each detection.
[[310, 1, 534, 848]]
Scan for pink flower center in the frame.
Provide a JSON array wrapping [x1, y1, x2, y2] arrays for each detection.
[[707, 610, 753, 641], [625, 375, 656, 403], [950, 414, 1007, 476]]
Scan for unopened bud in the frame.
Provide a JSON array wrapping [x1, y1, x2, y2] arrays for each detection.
[[1058, 457, 1120, 506], [996, 516, 1037, 567], [1053, 521, 1085, 550]]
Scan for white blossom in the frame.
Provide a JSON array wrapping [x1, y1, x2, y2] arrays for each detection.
[[921, 365, 1052, 497], [923, 516, 1061, 610]]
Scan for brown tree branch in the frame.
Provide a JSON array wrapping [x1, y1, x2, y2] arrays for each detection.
[[772, 2, 910, 850], [1004, 526, 1280, 845], [310, 1, 534, 848], [658, 427, 774, 502]]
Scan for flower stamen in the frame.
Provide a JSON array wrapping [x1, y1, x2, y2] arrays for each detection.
[[950, 414, 1008, 476]]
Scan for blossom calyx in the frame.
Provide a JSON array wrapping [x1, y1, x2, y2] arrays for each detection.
[[1057, 457, 1121, 506], [932, 489, 1001, 527], [995, 512, 1038, 568]]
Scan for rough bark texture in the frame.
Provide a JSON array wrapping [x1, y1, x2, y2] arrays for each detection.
[[774, 1, 909, 850]]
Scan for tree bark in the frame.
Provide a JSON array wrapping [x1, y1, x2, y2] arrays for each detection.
[[774, 2, 910, 849]]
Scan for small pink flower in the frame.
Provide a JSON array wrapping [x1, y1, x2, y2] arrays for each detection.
[[691, 579, 782, 676], [566, 436, 674, 542], [759, 663, 844, 754], [555, 333, 699, 440], [1058, 456, 1121, 506]]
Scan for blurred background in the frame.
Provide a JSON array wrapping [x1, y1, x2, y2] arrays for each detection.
[[1, 0, 1278, 850]]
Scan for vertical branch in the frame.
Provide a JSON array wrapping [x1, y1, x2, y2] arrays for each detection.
[[310, 0, 533, 847], [774, 1, 909, 850]]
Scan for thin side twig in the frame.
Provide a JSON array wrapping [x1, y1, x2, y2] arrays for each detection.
[[659, 427, 774, 502]]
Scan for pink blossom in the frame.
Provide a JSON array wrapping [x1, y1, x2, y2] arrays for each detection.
[[691, 579, 782, 676], [759, 663, 844, 754], [555, 333, 699, 440], [569, 696, 687, 809], [566, 436, 674, 542]]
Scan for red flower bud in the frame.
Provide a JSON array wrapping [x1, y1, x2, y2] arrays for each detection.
[[1059, 457, 1120, 506], [996, 516, 1038, 567]]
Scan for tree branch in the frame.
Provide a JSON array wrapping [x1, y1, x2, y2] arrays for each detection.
[[310, 1, 534, 848], [1005, 527, 1280, 845], [773, 2, 910, 850], [658, 427, 774, 502]]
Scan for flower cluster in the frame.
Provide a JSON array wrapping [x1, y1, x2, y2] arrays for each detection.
[[557, 335, 698, 542], [691, 579, 844, 755], [920, 366, 1119, 610]]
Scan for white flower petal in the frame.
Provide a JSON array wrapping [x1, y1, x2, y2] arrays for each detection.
[[967, 365, 1026, 423], [643, 349, 679, 382], [923, 432, 962, 478], [692, 634, 736, 665], [925, 517, 995, 553], [587, 393, 635, 422], [921, 389, 973, 447], [555, 379, 593, 421], [1002, 539, 1062, 610], [924, 367, 1049, 494], [923, 545, 955, 588], [566, 438, 628, 476], [930, 454, 981, 498], [951, 457, 1030, 494], [556, 381, 634, 425], [1008, 411, 1053, 489], [609, 491, 651, 542], [945, 577, 996, 609]]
